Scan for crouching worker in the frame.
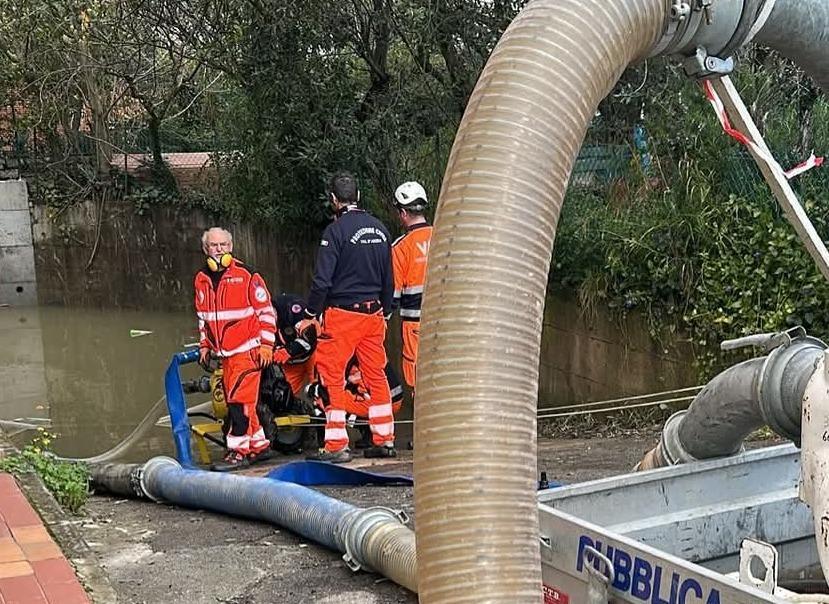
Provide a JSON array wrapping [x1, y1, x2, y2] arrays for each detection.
[[271, 293, 318, 396], [306, 358, 403, 453], [195, 227, 275, 471]]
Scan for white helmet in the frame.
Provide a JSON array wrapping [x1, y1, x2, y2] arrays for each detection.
[[393, 181, 428, 210]]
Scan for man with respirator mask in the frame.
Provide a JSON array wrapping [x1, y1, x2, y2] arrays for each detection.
[[194, 227, 276, 471]]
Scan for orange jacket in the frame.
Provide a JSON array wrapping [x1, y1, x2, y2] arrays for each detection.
[[194, 260, 275, 357], [392, 223, 432, 320]]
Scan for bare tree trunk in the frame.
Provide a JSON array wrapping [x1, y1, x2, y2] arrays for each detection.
[[78, 9, 111, 179], [147, 115, 165, 173]]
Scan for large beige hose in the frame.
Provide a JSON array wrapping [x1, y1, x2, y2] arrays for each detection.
[[800, 353, 829, 597], [413, 1, 667, 601]]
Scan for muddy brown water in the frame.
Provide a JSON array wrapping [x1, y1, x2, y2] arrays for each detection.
[[0, 288, 695, 462], [0, 306, 199, 460]]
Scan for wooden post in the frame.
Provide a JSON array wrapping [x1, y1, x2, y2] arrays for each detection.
[[710, 75, 829, 283]]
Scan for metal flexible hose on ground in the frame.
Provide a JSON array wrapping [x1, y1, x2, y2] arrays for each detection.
[[88, 458, 417, 592], [414, 1, 667, 601]]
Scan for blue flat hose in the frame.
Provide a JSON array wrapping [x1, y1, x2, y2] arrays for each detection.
[[163, 349, 199, 466]]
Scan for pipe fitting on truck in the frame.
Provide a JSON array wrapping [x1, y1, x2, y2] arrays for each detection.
[[637, 328, 825, 471], [757, 329, 826, 446]]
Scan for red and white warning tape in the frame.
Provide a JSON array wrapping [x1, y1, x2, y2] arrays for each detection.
[[702, 79, 824, 180], [783, 153, 825, 180]]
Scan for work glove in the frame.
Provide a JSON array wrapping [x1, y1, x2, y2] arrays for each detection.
[[297, 317, 321, 338], [273, 347, 291, 365], [199, 347, 211, 371], [258, 344, 273, 368]]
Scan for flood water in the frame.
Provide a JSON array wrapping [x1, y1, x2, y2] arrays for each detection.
[[0, 304, 415, 460], [0, 306, 201, 460], [0, 289, 696, 461]]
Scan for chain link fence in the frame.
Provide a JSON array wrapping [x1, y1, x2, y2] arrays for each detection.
[[1, 105, 825, 202]]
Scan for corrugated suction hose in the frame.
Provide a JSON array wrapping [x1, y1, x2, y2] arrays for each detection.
[[414, 0, 667, 601], [89, 458, 418, 592]]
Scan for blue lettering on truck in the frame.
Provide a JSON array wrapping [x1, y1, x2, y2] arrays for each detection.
[[576, 536, 721, 604]]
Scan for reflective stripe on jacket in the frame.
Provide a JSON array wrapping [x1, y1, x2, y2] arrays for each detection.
[[392, 223, 432, 320]]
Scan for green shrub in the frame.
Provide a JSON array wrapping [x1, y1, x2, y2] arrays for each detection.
[[553, 161, 829, 379], [0, 429, 89, 514]]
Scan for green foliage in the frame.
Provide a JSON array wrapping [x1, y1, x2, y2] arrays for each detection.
[[557, 181, 829, 375], [549, 48, 829, 378], [0, 430, 89, 514], [2, 0, 528, 227]]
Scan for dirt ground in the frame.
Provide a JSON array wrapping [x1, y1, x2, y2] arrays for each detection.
[[74, 433, 676, 604]]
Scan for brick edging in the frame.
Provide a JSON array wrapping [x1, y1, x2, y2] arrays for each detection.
[[0, 434, 118, 603]]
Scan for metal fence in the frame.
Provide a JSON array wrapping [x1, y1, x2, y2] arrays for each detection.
[[1, 113, 825, 200]]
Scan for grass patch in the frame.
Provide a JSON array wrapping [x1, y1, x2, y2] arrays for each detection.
[[0, 429, 89, 514]]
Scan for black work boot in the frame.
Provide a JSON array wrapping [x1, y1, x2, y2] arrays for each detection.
[[354, 425, 373, 449], [211, 451, 250, 472], [364, 444, 397, 459], [306, 447, 353, 464], [248, 447, 273, 465]]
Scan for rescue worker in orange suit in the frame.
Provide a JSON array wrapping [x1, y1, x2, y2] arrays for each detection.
[[390, 181, 433, 394], [195, 227, 276, 471], [305, 358, 404, 448], [300, 172, 395, 463], [342, 358, 404, 419], [271, 293, 317, 397]]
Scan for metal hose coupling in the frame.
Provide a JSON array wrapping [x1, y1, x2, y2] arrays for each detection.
[[342, 506, 410, 572], [655, 410, 702, 465], [755, 328, 826, 446], [651, 0, 766, 78], [139, 456, 182, 503], [634, 409, 702, 471]]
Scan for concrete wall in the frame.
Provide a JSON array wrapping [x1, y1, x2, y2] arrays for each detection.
[[31, 199, 316, 310], [29, 196, 696, 407], [541, 290, 694, 405], [0, 180, 37, 306]]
